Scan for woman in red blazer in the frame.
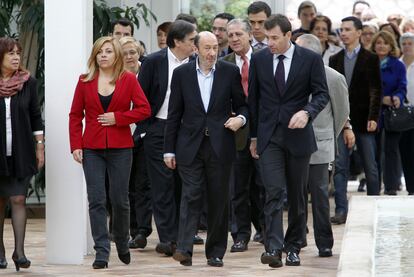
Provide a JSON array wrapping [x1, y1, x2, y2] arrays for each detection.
[[69, 36, 150, 269]]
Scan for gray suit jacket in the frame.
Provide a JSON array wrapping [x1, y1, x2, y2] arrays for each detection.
[[310, 66, 349, 164]]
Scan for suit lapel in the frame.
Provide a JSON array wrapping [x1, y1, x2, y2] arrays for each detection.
[[159, 49, 169, 100], [263, 50, 277, 92], [189, 61, 206, 113], [207, 63, 220, 113]]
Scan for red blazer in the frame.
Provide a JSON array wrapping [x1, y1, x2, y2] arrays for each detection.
[[69, 71, 151, 152]]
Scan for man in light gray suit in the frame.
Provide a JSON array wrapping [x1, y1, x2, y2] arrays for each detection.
[[296, 34, 354, 258]]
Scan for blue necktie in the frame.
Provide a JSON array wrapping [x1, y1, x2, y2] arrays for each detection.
[[274, 55, 285, 95]]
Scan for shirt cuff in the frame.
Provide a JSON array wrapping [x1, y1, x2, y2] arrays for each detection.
[[33, 131, 44, 135], [163, 153, 175, 158], [236, 115, 246, 126], [250, 137, 257, 141]]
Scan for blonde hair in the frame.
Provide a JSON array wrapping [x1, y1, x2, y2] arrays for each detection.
[[370, 30, 401, 58], [82, 36, 125, 84], [119, 36, 144, 57]]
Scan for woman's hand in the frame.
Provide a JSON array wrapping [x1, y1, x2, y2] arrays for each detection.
[[36, 144, 45, 169], [72, 149, 83, 163], [383, 96, 393, 106], [392, 96, 401, 108], [98, 112, 116, 126]]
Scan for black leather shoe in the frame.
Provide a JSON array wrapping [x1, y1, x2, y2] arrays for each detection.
[[173, 250, 192, 266], [118, 251, 131, 264], [230, 240, 248, 252], [260, 250, 283, 268], [253, 231, 264, 244], [358, 179, 366, 192], [384, 190, 397, 195], [286, 251, 300, 266], [129, 234, 147, 249], [207, 257, 223, 267], [155, 242, 176, 256], [92, 260, 108, 269], [318, 248, 333, 257], [193, 234, 204, 245], [0, 258, 7, 269], [330, 213, 347, 224]]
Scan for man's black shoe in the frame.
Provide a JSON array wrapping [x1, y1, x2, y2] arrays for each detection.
[[318, 248, 333, 257], [330, 213, 347, 225], [155, 242, 176, 256], [260, 250, 283, 268], [207, 257, 223, 267], [193, 235, 204, 245], [129, 234, 147, 249], [173, 250, 192, 266], [230, 240, 248, 252], [285, 251, 300, 266]]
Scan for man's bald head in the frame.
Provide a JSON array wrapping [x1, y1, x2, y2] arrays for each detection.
[[194, 31, 218, 48]]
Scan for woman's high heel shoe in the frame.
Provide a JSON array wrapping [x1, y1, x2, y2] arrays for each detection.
[[92, 260, 108, 269], [12, 256, 30, 272], [0, 258, 7, 269]]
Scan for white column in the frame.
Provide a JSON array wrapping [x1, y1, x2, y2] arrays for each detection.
[[45, 0, 93, 264]]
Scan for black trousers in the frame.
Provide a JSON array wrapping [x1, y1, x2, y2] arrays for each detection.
[[144, 119, 180, 243], [400, 129, 414, 193], [259, 127, 309, 253], [231, 142, 264, 242], [177, 137, 232, 259], [305, 163, 333, 250], [129, 139, 152, 238]]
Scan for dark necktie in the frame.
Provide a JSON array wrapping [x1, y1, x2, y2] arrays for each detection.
[[274, 55, 285, 95], [241, 55, 249, 96]]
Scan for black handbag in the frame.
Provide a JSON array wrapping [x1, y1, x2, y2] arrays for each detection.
[[383, 104, 414, 132]]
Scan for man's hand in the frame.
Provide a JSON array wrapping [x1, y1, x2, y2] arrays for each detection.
[[249, 140, 259, 159], [72, 149, 83, 164], [224, 117, 244, 132], [36, 144, 45, 169], [164, 156, 176, 169], [343, 129, 355, 149], [288, 110, 309, 129], [383, 96, 392, 106], [367, 120, 377, 132], [98, 112, 116, 126]]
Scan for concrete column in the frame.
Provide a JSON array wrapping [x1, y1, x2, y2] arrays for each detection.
[[44, 0, 93, 264]]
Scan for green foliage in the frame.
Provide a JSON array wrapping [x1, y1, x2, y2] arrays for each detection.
[[93, 0, 156, 41]]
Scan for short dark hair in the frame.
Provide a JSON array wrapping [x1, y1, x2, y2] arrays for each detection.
[[247, 1, 271, 17], [352, 0, 370, 14], [0, 37, 25, 74], [157, 21, 172, 34], [341, 16, 363, 30], [297, 1, 317, 17], [167, 20, 196, 48], [310, 15, 332, 34], [175, 13, 198, 26], [264, 14, 292, 34], [111, 18, 134, 36], [213, 12, 235, 23]]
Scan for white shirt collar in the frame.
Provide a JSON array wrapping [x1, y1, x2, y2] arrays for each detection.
[[167, 47, 189, 64], [196, 58, 216, 76], [274, 42, 295, 60], [235, 47, 253, 61]]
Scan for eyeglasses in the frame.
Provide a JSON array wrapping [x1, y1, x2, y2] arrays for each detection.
[[362, 32, 375, 36], [212, 26, 226, 32], [123, 50, 138, 56]]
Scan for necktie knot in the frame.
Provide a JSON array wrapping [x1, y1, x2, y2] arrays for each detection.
[[277, 55, 285, 62], [241, 55, 248, 62]]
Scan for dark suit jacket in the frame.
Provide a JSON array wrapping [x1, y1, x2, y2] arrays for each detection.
[[248, 45, 329, 156], [329, 47, 381, 133], [222, 50, 255, 151], [164, 60, 248, 165]]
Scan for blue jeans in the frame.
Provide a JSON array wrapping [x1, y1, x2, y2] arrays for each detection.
[[83, 148, 132, 262], [333, 131, 351, 215], [354, 132, 380, 195]]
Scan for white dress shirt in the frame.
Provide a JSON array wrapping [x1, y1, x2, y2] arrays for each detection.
[[403, 59, 414, 104], [273, 43, 295, 82], [235, 47, 253, 73], [251, 37, 268, 49], [156, 48, 189, 119]]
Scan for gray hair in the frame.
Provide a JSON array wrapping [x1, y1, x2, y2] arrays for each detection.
[[227, 18, 251, 34], [296, 34, 322, 55], [400, 32, 414, 45]]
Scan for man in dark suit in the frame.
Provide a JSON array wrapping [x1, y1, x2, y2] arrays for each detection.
[[137, 20, 197, 256], [164, 31, 248, 267], [329, 16, 381, 224], [249, 14, 329, 267], [223, 18, 264, 252]]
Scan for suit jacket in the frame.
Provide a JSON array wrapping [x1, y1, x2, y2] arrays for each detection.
[[310, 66, 349, 164], [248, 45, 329, 156], [164, 60, 248, 165], [69, 72, 151, 152], [222, 49, 256, 151], [329, 47, 381, 133]]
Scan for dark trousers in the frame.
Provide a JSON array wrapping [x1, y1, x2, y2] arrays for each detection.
[[129, 140, 152, 238], [383, 130, 402, 192], [400, 129, 414, 193], [306, 164, 333, 250], [260, 127, 309, 253], [177, 137, 232, 259], [82, 148, 132, 262], [144, 119, 179, 243], [231, 142, 264, 242]]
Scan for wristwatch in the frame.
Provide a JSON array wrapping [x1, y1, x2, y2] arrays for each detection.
[[343, 125, 352, 130], [36, 140, 45, 144]]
